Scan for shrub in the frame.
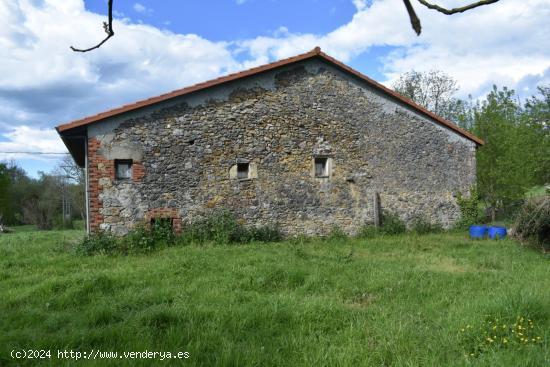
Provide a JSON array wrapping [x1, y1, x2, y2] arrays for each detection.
[[123, 219, 177, 253], [121, 225, 156, 253], [243, 224, 283, 243], [178, 210, 238, 245], [357, 224, 379, 238], [513, 196, 550, 252], [150, 219, 176, 246], [380, 211, 406, 235], [79, 211, 283, 255], [358, 211, 407, 238], [210, 210, 240, 244], [78, 232, 117, 255], [328, 225, 348, 240], [179, 210, 282, 245], [411, 217, 443, 235], [456, 187, 484, 228]]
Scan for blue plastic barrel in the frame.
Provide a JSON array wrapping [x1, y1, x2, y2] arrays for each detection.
[[488, 226, 507, 240], [469, 225, 487, 239]]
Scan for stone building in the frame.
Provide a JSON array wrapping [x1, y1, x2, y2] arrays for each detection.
[[57, 48, 483, 236]]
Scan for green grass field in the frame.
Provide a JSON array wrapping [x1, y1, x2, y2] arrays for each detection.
[[0, 228, 548, 366]]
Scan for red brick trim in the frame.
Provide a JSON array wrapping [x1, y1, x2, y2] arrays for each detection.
[[133, 162, 145, 182], [88, 138, 146, 232], [88, 137, 114, 232]]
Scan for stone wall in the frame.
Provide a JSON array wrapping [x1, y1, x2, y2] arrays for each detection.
[[87, 59, 476, 236]]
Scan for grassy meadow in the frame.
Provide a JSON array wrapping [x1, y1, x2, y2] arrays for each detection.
[[0, 228, 548, 366]]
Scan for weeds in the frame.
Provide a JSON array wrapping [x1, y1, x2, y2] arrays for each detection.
[[411, 217, 443, 235], [78, 210, 282, 255], [357, 211, 407, 238], [460, 315, 544, 357], [77, 232, 117, 255]]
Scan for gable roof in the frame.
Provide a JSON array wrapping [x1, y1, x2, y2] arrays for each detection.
[[56, 47, 483, 146]]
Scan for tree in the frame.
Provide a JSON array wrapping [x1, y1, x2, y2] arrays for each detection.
[[474, 86, 539, 221], [0, 163, 11, 227], [3, 163, 33, 225], [71, 0, 501, 52], [392, 70, 465, 122], [54, 156, 86, 221], [523, 85, 550, 184], [22, 174, 63, 230]]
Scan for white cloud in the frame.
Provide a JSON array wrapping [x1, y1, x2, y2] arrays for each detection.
[[0, 126, 67, 161], [237, 0, 550, 98], [352, 0, 368, 11], [133, 3, 152, 15], [0, 0, 239, 128]]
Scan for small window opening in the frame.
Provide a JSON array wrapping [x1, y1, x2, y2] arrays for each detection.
[[188, 139, 195, 145], [237, 163, 250, 180], [150, 218, 173, 232], [314, 157, 328, 178], [115, 159, 133, 180]]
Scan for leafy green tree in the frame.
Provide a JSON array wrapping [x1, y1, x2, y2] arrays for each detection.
[[474, 86, 539, 221], [22, 173, 62, 230], [0, 163, 11, 225], [523, 85, 550, 184]]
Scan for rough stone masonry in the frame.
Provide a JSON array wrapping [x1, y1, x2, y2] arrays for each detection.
[[60, 53, 478, 236]]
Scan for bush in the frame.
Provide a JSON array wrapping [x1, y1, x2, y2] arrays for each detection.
[[242, 224, 283, 243], [178, 210, 238, 245], [380, 211, 406, 235], [328, 225, 348, 240], [513, 196, 550, 252], [78, 210, 283, 255], [78, 232, 117, 255], [456, 187, 485, 228], [121, 225, 156, 253], [358, 211, 407, 238], [179, 210, 282, 245], [411, 217, 443, 235]]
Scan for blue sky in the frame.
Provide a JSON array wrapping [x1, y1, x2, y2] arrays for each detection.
[[83, 0, 389, 80], [85, 0, 359, 41], [1, 0, 550, 177]]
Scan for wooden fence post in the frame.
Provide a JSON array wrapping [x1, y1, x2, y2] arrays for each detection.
[[373, 192, 381, 228]]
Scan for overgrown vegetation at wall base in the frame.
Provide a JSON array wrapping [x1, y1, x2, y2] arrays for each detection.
[[359, 211, 408, 238], [78, 211, 282, 255], [0, 228, 548, 366]]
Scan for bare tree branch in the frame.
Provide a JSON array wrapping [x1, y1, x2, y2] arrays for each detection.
[[403, 0, 422, 35], [404, 0, 500, 35], [417, 0, 501, 15], [70, 0, 114, 52], [68, 0, 501, 51]]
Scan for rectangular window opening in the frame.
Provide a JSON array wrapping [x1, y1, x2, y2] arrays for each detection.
[[237, 163, 250, 180], [115, 159, 133, 180], [314, 157, 328, 178]]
